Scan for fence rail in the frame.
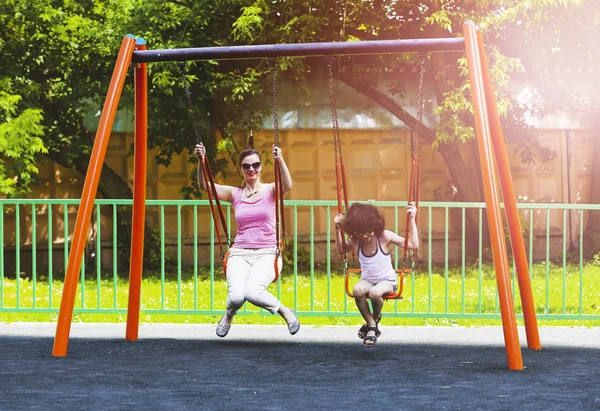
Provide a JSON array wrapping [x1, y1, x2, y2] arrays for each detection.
[[1, 199, 599, 320]]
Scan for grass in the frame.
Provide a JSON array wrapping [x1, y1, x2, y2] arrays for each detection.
[[1, 263, 599, 327]]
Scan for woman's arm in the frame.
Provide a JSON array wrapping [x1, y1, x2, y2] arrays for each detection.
[[194, 143, 234, 202], [273, 145, 292, 196]]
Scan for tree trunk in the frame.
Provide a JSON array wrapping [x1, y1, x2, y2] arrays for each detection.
[[337, 72, 482, 250], [47, 151, 133, 199], [337, 72, 480, 200], [47, 151, 149, 271], [73, 155, 133, 199], [584, 129, 600, 258]]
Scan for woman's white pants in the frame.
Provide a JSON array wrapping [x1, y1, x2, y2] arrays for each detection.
[[225, 247, 283, 315]]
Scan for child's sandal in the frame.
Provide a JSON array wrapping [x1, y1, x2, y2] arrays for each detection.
[[358, 316, 382, 340], [363, 326, 379, 347], [358, 324, 369, 339]]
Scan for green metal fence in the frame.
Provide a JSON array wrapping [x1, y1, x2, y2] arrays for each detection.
[[1, 199, 599, 320]]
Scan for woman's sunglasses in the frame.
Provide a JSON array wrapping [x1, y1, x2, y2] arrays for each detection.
[[241, 162, 261, 171]]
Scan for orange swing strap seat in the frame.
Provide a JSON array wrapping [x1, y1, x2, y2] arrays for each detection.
[[326, 55, 425, 300], [344, 268, 411, 300], [342, 137, 419, 301], [181, 62, 286, 283]]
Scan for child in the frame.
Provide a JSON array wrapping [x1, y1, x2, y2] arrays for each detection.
[[334, 202, 418, 346]]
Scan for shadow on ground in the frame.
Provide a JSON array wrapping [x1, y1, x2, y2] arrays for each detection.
[[1, 328, 599, 410]]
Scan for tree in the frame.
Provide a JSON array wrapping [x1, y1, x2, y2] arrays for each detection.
[[0, 0, 140, 199], [0, 5, 47, 197], [156, 0, 581, 252], [2, 0, 588, 257], [127, 0, 579, 207], [0, 0, 164, 269], [0, 90, 46, 197], [494, 0, 600, 255], [2, 0, 584, 198]]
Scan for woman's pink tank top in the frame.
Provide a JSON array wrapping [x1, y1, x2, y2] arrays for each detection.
[[231, 186, 276, 249]]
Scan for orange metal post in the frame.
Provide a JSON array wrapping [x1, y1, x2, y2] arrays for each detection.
[[126, 39, 148, 341], [463, 21, 523, 370], [476, 31, 541, 351], [52, 35, 137, 357]]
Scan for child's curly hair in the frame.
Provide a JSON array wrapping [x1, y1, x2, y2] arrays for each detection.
[[341, 203, 385, 237]]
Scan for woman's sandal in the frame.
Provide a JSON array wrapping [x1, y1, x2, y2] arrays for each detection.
[[216, 312, 232, 338], [363, 326, 379, 347], [287, 309, 300, 335], [358, 315, 382, 339]]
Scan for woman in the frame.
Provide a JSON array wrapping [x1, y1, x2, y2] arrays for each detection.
[[194, 142, 299, 337], [334, 202, 418, 346]]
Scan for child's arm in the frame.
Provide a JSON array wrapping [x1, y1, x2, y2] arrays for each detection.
[[386, 203, 419, 249], [333, 214, 354, 255], [405, 202, 419, 249]]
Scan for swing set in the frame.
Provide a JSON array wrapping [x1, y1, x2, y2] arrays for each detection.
[[52, 21, 540, 371]]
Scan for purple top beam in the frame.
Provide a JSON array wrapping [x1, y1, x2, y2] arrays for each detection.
[[131, 38, 465, 63]]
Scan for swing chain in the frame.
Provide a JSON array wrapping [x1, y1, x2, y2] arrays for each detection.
[[179, 63, 204, 145], [407, 53, 427, 271], [326, 57, 342, 159], [414, 53, 426, 159], [270, 61, 280, 147]]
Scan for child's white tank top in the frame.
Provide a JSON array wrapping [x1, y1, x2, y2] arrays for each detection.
[[358, 237, 396, 283]]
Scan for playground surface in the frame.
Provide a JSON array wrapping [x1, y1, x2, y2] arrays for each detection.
[[1, 323, 599, 411]]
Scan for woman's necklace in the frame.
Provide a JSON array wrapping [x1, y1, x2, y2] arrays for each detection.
[[245, 185, 260, 198]]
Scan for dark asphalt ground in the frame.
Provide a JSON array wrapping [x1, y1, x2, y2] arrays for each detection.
[[1, 323, 599, 410]]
